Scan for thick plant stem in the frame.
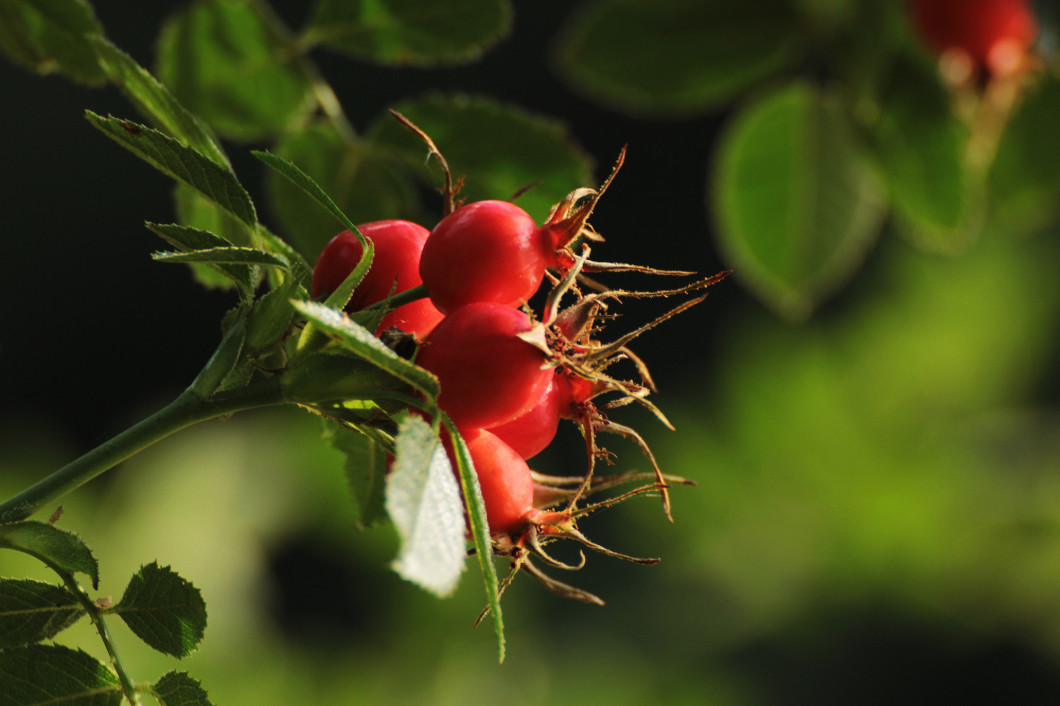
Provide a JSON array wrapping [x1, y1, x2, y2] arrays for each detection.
[[0, 378, 285, 524]]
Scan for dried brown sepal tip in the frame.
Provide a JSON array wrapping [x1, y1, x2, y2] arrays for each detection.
[[387, 108, 461, 215]]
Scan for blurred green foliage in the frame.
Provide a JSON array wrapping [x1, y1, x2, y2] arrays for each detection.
[[2, 0, 1060, 703]]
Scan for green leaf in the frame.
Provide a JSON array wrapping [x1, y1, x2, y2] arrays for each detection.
[[711, 82, 885, 320], [266, 120, 419, 260], [156, 0, 314, 141], [291, 301, 439, 397], [0, 579, 83, 649], [368, 94, 595, 223], [114, 562, 206, 658], [0, 644, 122, 705], [245, 279, 298, 353], [152, 246, 290, 271], [305, 0, 512, 67], [989, 76, 1060, 236], [0, 0, 107, 85], [386, 416, 466, 596], [556, 0, 799, 116], [151, 671, 216, 706], [866, 55, 981, 254], [92, 39, 230, 168], [147, 222, 255, 294], [441, 415, 504, 661], [85, 112, 258, 230], [324, 422, 389, 530], [0, 521, 99, 589]]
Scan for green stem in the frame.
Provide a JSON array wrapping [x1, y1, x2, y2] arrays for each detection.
[[361, 283, 430, 312], [0, 378, 285, 525], [56, 569, 140, 704]]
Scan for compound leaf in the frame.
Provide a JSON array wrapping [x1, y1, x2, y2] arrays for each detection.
[[0, 521, 99, 589]]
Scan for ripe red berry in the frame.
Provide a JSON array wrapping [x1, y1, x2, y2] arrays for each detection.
[[416, 303, 552, 429], [311, 220, 444, 337], [487, 373, 564, 459], [908, 0, 1038, 76], [458, 429, 534, 535], [419, 200, 550, 314]]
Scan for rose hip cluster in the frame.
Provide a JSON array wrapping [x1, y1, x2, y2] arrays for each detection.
[[312, 152, 726, 602]]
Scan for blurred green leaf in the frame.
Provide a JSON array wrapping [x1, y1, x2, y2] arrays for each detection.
[[85, 113, 258, 229], [989, 77, 1060, 236], [867, 55, 981, 253], [147, 222, 255, 294], [152, 671, 216, 706], [0, 644, 121, 705], [555, 0, 799, 116], [325, 423, 389, 529], [441, 415, 504, 661], [156, 0, 314, 141], [265, 121, 419, 260], [114, 562, 206, 658], [368, 94, 595, 223], [0, 0, 106, 85], [291, 301, 439, 397], [0, 579, 83, 649], [93, 39, 230, 168], [712, 82, 885, 320], [0, 521, 99, 589], [304, 0, 512, 66], [386, 416, 466, 596]]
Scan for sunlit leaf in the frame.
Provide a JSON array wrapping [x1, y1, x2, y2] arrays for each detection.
[[291, 301, 439, 397], [93, 39, 230, 168], [386, 416, 466, 596], [156, 0, 314, 141], [152, 671, 217, 706], [265, 121, 419, 260], [0, 579, 83, 649], [85, 112, 258, 229], [368, 94, 594, 223], [0, 644, 122, 705], [712, 82, 885, 320], [0, 521, 99, 589], [305, 0, 512, 66], [152, 246, 291, 270], [147, 222, 255, 294], [556, 0, 799, 116], [0, 0, 106, 85], [114, 562, 207, 658]]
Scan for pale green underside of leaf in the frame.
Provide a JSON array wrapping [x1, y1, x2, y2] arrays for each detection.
[[0, 521, 99, 589], [292, 300, 439, 397], [0, 0, 107, 85], [386, 416, 466, 596], [305, 0, 513, 67], [0, 578, 83, 649], [114, 562, 207, 658], [156, 0, 314, 141], [712, 82, 885, 320], [0, 644, 122, 705], [86, 113, 258, 229], [556, 0, 799, 116], [368, 93, 595, 224], [152, 671, 217, 706]]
